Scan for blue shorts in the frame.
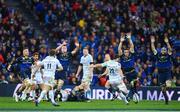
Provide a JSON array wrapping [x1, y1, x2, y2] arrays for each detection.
[[125, 71, 137, 83], [20, 69, 31, 80], [158, 70, 172, 86], [55, 70, 69, 80]]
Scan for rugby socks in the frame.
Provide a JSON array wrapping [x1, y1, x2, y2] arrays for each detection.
[[38, 90, 46, 103], [86, 89, 91, 99], [108, 87, 116, 98], [119, 92, 129, 104], [162, 91, 168, 104], [30, 90, 36, 99], [49, 90, 56, 104]]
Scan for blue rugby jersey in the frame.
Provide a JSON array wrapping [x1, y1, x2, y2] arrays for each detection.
[[120, 53, 136, 72], [57, 52, 72, 71], [155, 53, 172, 69]]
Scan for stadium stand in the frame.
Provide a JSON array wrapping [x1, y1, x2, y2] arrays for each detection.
[[0, 0, 179, 86]]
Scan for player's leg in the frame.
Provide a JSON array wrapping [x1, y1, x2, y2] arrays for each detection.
[[126, 71, 139, 101], [48, 86, 59, 106], [14, 74, 26, 102], [54, 79, 64, 100], [159, 71, 171, 105], [21, 78, 32, 101], [110, 81, 129, 104], [81, 75, 92, 100], [105, 81, 117, 100]]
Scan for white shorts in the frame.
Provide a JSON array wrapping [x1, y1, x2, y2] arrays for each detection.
[[81, 74, 93, 85], [109, 79, 128, 94], [31, 77, 43, 85], [43, 76, 55, 87]]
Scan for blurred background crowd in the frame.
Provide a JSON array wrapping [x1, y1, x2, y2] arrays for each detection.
[[0, 0, 179, 86]]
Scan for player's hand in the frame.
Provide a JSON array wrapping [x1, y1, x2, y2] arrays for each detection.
[[150, 35, 155, 43], [126, 32, 131, 39], [75, 42, 80, 47], [89, 64, 95, 68], [120, 32, 125, 42], [98, 74, 103, 78], [75, 74, 79, 78], [164, 36, 169, 43], [62, 41, 67, 46], [7, 65, 11, 71]]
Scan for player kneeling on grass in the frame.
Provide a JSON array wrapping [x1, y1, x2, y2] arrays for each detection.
[[33, 49, 63, 106], [57, 84, 90, 102], [90, 54, 129, 105]]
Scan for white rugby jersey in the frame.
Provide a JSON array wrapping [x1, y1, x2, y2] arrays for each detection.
[[80, 54, 93, 75], [101, 60, 122, 81], [40, 56, 62, 77], [31, 60, 42, 79]]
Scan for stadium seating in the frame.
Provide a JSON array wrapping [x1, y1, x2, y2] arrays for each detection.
[[0, 0, 179, 86]]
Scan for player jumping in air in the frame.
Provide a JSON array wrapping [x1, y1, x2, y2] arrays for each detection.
[[150, 34, 173, 105], [91, 54, 129, 105], [118, 32, 139, 103], [54, 41, 79, 99], [76, 47, 94, 100], [34, 49, 63, 106], [8, 48, 34, 102]]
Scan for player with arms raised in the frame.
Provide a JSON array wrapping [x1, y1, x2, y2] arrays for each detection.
[[150, 34, 173, 105], [118, 32, 139, 103], [54, 41, 79, 98]]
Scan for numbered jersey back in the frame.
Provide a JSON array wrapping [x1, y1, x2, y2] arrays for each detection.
[[41, 56, 62, 77]]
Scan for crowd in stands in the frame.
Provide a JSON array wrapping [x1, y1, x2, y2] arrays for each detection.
[[0, 0, 179, 86]]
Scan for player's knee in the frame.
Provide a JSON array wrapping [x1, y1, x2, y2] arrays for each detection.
[[166, 80, 172, 88], [58, 80, 64, 86]]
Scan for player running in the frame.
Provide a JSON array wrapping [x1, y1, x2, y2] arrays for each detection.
[[29, 52, 44, 100], [8, 48, 34, 102], [91, 54, 129, 105], [76, 47, 93, 100], [34, 49, 63, 106], [54, 41, 79, 98], [118, 32, 139, 103], [150, 34, 173, 105]]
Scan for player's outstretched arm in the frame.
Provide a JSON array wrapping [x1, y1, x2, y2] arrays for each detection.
[[164, 34, 172, 55], [118, 32, 125, 56], [99, 68, 108, 78], [76, 64, 82, 78], [90, 64, 103, 68], [55, 41, 67, 53], [127, 32, 135, 53], [150, 35, 157, 55], [71, 42, 80, 55], [7, 57, 18, 71]]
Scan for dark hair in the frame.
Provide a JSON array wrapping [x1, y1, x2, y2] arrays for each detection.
[[49, 49, 56, 56], [33, 52, 39, 56], [23, 47, 29, 50]]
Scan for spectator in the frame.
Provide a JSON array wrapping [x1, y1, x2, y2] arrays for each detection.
[[0, 75, 8, 84]]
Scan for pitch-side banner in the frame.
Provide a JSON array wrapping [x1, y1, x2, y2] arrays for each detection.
[[0, 84, 180, 101]]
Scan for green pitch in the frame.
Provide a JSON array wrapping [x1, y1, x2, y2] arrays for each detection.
[[0, 97, 179, 111]]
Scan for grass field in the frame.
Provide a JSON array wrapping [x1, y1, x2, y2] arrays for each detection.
[[0, 97, 179, 111]]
